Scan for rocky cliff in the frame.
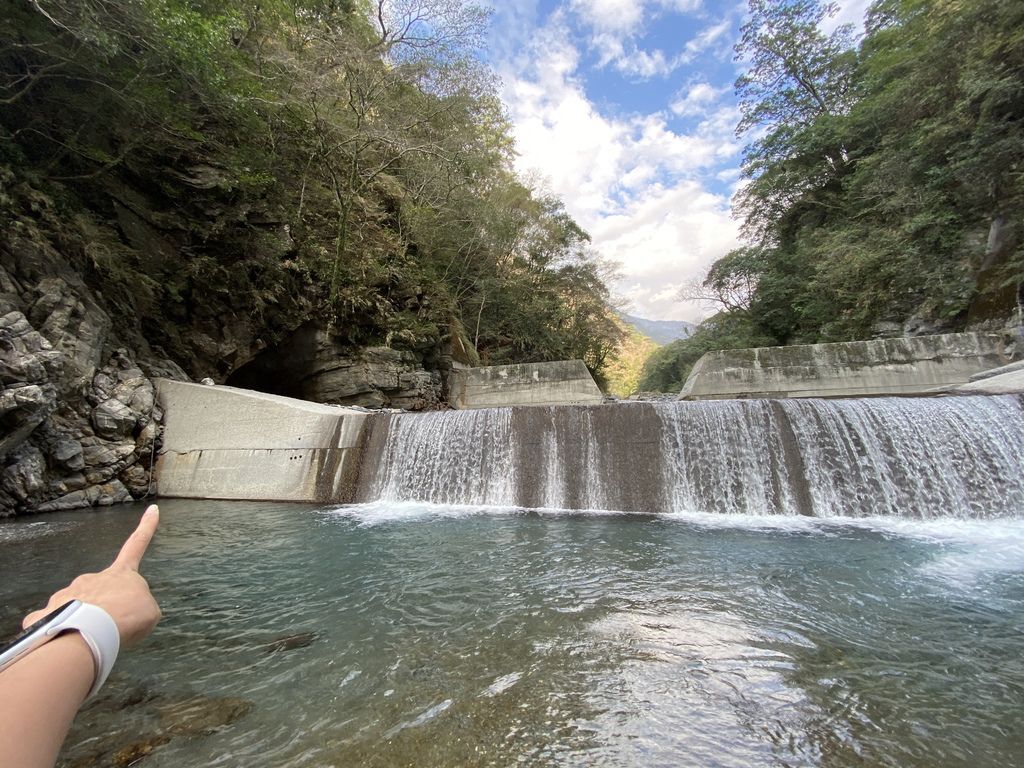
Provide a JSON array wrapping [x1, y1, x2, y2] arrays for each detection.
[[0, 176, 443, 516], [0, 202, 180, 516]]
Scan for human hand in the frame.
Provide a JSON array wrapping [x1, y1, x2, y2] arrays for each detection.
[[22, 505, 163, 647]]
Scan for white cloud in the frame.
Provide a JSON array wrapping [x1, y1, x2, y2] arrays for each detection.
[[670, 81, 727, 116], [594, 182, 739, 321], [679, 17, 733, 63], [571, 0, 722, 80], [499, 14, 742, 322], [570, 0, 645, 33], [612, 44, 675, 78], [486, 0, 541, 64], [657, 0, 703, 11]]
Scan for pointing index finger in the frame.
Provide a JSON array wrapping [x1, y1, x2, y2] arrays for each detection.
[[113, 505, 160, 570]]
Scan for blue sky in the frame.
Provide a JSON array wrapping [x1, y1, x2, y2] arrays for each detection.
[[483, 0, 871, 322]]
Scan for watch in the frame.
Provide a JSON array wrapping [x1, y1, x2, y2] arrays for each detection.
[[0, 600, 120, 698]]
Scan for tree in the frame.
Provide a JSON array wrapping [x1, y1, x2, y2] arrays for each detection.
[[733, 0, 858, 242], [680, 246, 766, 314], [682, 0, 1024, 353], [1, 0, 625, 387]]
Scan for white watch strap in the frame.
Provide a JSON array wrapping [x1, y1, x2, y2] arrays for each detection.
[[46, 603, 120, 698]]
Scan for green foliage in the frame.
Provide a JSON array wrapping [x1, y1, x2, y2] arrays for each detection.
[[603, 319, 659, 397], [692, 0, 1024, 358], [638, 313, 776, 393], [0, 0, 622, 380]]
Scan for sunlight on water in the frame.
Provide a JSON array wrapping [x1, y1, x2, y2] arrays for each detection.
[[2, 500, 1023, 767]]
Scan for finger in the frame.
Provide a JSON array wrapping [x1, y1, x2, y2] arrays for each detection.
[[113, 505, 160, 571]]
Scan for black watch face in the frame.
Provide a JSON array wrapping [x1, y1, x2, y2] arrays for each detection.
[[0, 600, 78, 651]]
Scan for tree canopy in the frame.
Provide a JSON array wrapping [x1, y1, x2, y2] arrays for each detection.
[[641, 0, 1024, 393], [0, 0, 622, 382]]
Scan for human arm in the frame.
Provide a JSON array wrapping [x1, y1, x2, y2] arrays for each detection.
[[0, 505, 162, 768]]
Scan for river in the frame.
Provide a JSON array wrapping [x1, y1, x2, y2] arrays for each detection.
[[3, 499, 1023, 766]]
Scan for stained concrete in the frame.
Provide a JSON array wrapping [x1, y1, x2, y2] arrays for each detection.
[[679, 333, 1012, 400], [449, 360, 604, 409], [947, 368, 1024, 395], [155, 380, 368, 502]]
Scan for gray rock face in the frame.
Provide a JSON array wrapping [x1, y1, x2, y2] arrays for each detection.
[[92, 398, 138, 439], [0, 249, 175, 516], [226, 323, 443, 410], [52, 438, 85, 470], [305, 347, 442, 409]]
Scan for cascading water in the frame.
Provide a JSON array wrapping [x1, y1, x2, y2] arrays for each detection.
[[357, 394, 1024, 518], [367, 407, 517, 506], [778, 395, 1024, 518]]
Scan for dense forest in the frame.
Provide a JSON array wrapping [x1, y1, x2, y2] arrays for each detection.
[[641, 0, 1024, 393], [0, 0, 622, 384]]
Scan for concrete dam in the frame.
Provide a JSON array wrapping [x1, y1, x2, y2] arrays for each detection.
[[156, 380, 1024, 519]]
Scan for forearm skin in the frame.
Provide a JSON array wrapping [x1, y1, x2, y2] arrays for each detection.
[[0, 633, 94, 768]]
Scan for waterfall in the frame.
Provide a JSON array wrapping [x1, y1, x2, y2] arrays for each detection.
[[355, 395, 1024, 519], [366, 408, 517, 506], [778, 396, 1024, 518]]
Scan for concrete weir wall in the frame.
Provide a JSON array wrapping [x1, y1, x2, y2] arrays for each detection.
[[680, 332, 1012, 400], [449, 360, 603, 409], [155, 380, 368, 502]]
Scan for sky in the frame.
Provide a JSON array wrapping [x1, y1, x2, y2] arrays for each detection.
[[483, 0, 872, 323]]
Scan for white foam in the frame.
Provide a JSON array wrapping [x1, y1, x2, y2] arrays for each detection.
[[323, 502, 1024, 587], [0, 519, 82, 543], [324, 500, 521, 526], [383, 699, 453, 738], [480, 672, 522, 698]]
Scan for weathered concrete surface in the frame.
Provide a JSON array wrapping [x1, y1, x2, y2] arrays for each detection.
[[947, 368, 1024, 395], [969, 359, 1024, 382], [155, 380, 367, 502], [679, 333, 1013, 400], [449, 360, 603, 409]]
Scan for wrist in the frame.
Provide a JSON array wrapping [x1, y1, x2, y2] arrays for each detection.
[[0, 632, 95, 705], [1, 601, 120, 698], [44, 633, 96, 701]]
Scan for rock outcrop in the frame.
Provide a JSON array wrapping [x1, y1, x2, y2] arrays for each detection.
[[0, 228, 185, 516], [0, 172, 449, 515], [226, 322, 443, 410]]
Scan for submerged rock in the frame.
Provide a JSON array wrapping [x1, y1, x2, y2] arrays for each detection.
[[108, 736, 172, 767], [262, 631, 318, 654], [59, 680, 253, 768], [156, 696, 253, 736]]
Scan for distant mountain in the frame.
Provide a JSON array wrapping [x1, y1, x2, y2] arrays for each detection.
[[619, 313, 697, 346]]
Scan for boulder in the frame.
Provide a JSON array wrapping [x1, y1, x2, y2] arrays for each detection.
[[0, 306, 160, 513], [36, 480, 132, 512], [51, 438, 85, 471], [119, 464, 151, 498], [92, 398, 138, 440], [28, 276, 111, 389], [0, 383, 57, 459], [82, 441, 136, 468], [2, 446, 46, 504], [0, 311, 64, 385]]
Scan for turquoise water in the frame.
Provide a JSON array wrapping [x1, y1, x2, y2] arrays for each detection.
[[2, 499, 1024, 766]]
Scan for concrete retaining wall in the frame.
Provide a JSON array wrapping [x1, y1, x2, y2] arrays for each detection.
[[449, 360, 604, 409], [680, 333, 1012, 400], [155, 380, 368, 502]]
